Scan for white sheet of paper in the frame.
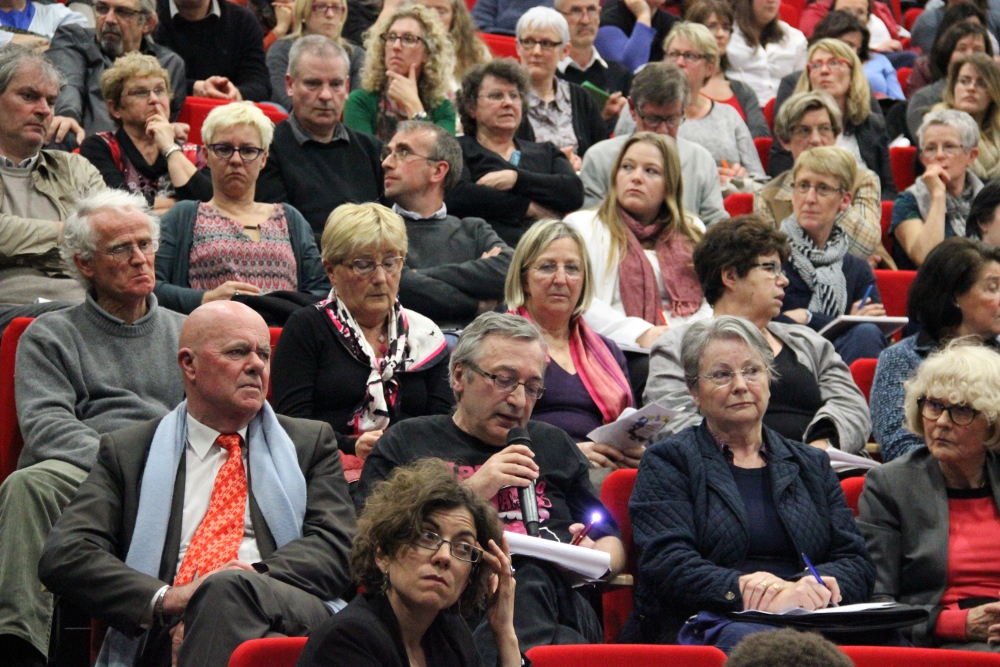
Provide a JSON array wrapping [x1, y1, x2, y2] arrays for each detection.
[[734, 601, 898, 616], [825, 447, 881, 473], [505, 531, 611, 587], [586, 401, 685, 451]]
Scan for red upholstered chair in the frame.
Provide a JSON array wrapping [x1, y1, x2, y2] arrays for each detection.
[[0, 317, 33, 486], [840, 475, 866, 517], [850, 358, 878, 403], [227, 637, 308, 667], [890, 146, 917, 191], [724, 193, 754, 217], [778, 2, 801, 27], [754, 136, 772, 173], [477, 32, 519, 59], [881, 200, 894, 256], [903, 7, 923, 31], [842, 646, 1000, 666], [527, 644, 727, 667], [176, 99, 289, 145], [896, 67, 911, 98], [874, 269, 915, 319], [600, 468, 637, 643], [763, 97, 776, 131], [267, 327, 282, 402]]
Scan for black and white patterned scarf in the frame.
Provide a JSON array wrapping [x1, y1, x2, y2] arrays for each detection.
[[780, 214, 850, 317]]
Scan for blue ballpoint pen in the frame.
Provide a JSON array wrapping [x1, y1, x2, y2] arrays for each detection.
[[857, 284, 874, 312], [801, 552, 839, 607]]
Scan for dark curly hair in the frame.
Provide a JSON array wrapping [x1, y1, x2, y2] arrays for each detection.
[[726, 628, 854, 667], [930, 10, 993, 81], [457, 58, 530, 138], [812, 9, 870, 62], [693, 215, 791, 306], [351, 458, 503, 614]]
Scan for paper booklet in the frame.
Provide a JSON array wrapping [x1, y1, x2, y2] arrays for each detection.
[[505, 532, 611, 587], [733, 601, 898, 617], [817, 316, 908, 340], [586, 401, 685, 451], [825, 447, 880, 473]]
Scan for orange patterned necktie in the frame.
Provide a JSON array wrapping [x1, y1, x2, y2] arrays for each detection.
[[174, 434, 247, 586]]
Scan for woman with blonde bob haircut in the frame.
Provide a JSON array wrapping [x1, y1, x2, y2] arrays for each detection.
[[860, 341, 1000, 650], [297, 458, 521, 667], [344, 3, 456, 141], [936, 52, 1000, 181], [271, 202, 452, 479], [504, 219, 637, 475], [566, 132, 711, 351]]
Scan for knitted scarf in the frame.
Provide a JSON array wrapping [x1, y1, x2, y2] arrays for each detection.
[[780, 214, 850, 317], [909, 169, 983, 238]]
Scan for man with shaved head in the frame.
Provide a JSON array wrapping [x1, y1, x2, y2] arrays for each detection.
[[39, 300, 356, 667]]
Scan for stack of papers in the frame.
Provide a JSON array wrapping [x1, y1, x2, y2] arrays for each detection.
[[505, 532, 611, 587]]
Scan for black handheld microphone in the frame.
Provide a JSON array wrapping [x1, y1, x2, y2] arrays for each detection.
[[507, 427, 539, 536]]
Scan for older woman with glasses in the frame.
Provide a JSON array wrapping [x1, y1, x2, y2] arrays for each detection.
[[271, 202, 452, 476], [891, 109, 985, 270], [860, 342, 1000, 651], [344, 3, 455, 141], [155, 102, 327, 314]]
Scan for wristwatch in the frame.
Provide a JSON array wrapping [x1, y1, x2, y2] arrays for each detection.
[[163, 145, 182, 160], [411, 111, 429, 121]]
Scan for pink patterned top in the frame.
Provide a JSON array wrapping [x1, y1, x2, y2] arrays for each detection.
[[188, 202, 298, 293]]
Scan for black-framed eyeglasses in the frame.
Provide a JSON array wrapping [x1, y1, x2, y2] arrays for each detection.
[[97, 239, 158, 262], [207, 144, 266, 162], [412, 530, 483, 563], [634, 109, 684, 130], [381, 31, 425, 47], [310, 2, 345, 15], [94, 1, 146, 19], [751, 261, 784, 278], [466, 361, 545, 399], [664, 50, 711, 63], [341, 255, 405, 276], [918, 398, 980, 426], [380, 145, 437, 162]]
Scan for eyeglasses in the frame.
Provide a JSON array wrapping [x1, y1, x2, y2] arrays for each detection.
[[806, 57, 853, 72], [957, 75, 988, 91], [790, 123, 835, 140], [412, 530, 483, 563], [98, 239, 158, 262], [380, 145, 437, 162], [531, 260, 582, 277], [635, 109, 684, 130], [918, 397, 980, 426], [518, 38, 563, 51], [207, 143, 266, 162], [342, 255, 405, 276], [94, 1, 145, 19], [310, 2, 345, 15], [124, 86, 168, 99], [381, 31, 425, 47], [704, 21, 732, 34], [559, 4, 599, 19], [480, 90, 522, 103], [697, 365, 765, 387], [920, 142, 966, 158], [751, 261, 784, 278], [791, 180, 844, 198], [665, 50, 711, 63], [466, 361, 545, 399]]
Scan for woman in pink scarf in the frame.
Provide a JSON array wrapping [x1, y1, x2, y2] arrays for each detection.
[[505, 219, 640, 480]]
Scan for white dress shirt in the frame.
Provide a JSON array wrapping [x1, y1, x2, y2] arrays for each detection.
[[726, 21, 808, 106]]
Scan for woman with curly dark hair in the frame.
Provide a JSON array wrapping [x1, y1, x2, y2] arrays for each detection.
[[296, 458, 520, 667]]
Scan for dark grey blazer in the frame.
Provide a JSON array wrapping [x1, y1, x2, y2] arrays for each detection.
[[858, 446, 1000, 645], [38, 413, 356, 649]]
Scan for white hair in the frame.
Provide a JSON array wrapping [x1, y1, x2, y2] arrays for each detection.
[[516, 6, 570, 45]]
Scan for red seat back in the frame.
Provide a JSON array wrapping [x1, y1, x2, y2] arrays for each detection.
[[840, 475, 866, 517], [754, 136, 772, 174], [850, 358, 878, 404], [176, 99, 290, 145], [227, 637, 308, 667], [763, 97, 776, 131], [842, 646, 1000, 666], [896, 66, 912, 98], [600, 468, 637, 643], [477, 32, 519, 60], [527, 644, 727, 666], [874, 269, 916, 319], [267, 327, 281, 402], [903, 7, 923, 31], [778, 2, 801, 27], [724, 193, 755, 217], [890, 145, 917, 191], [0, 317, 33, 485]]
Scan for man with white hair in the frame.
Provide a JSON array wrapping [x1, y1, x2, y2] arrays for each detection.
[[0, 190, 186, 667]]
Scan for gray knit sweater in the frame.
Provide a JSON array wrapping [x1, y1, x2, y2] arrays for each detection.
[[677, 101, 766, 181], [14, 292, 186, 471]]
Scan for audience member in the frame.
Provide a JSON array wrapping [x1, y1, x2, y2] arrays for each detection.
[[594, 0, 677, 70], [581, 62, 726, 225], [267, 0, 366, 109], [155, 102, 327, 313], [777, 146, 887, 365], [725, 628, 855, 667], [802, 0, 905, 56], [447, 59, 583, 247], [384, 121, 512, 329], [256, 36, 384, 241], [514, 7, 608, 168], [0, 0, 86, 49], [968, 178, 1000, 244], [358, 312, 626, 661], [861, 341, 1000, 650], [934, 53, 1000, 181], [555, 0, 632, 103], [233, 0, 296, 53], [46, 0, 186, 147], [757, 92, 884, 264], [686, 0, 770, 138], [667, 22, 766, 193], [568, 132, 709, 350], [0, 190, 186, 667], [911, 0, 1000, 55], [0, 47, 105, 318], [725, 0, 807, 105], [154, 0, 271, 101], [297, 458, 519, 667], [771, 39, 896, 199], [80, 53, 211, 215], [271, 202, 451, 478], [38, 300, 357, 667], [627, 315, 875, 650], [344, 3, 455, 141], [472, 0, 549, 35], [341, 0, 379, 44], [644, 216, 872, 454], [909, 6, 993, 98], [891, 109, 984, 270], [505, 219, 638, 475], [812, 10, 904, 102], [871, 237, 1000, 462]]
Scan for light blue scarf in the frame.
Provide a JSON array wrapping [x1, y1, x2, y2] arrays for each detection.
[[97, 400, 307, 667]]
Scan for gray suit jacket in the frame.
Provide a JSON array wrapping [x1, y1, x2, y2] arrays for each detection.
[[38, 413, 356, 646], [858, 447, 1000, 645]]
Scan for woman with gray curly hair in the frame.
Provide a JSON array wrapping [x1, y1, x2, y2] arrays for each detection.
[[343, 2, 456, 141], [296, 458, 521, 667], [860, 341, 1000, 651]]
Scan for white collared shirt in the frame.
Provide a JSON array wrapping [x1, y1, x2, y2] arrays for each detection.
[[176, 414, 260, 576], [168, 0, 221, 19], [392, 202, 448, 220], [558, 49, 607, 74]]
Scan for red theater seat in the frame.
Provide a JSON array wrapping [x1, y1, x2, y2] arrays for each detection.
[[228, 637, 308, 667], [0, 317, 33, 485], [600, 468, 637, 643], [527, 644, 727, 667]]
